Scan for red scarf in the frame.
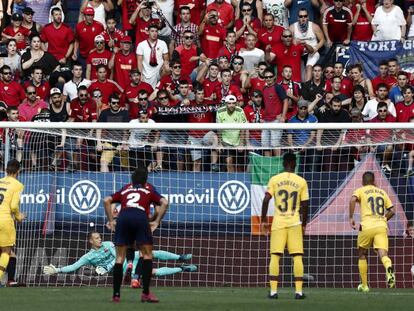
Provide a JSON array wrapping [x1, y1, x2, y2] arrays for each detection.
[[147, 40, 158, 67]]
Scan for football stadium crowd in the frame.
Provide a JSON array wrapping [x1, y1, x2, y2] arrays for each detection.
[[0, 0, 414, 174]]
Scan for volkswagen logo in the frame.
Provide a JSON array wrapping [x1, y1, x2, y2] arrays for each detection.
[[218, 180, 250, 214], [68, 180, 101, 214]]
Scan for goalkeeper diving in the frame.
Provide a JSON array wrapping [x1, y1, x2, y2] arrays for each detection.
[[43, 232, 196, 282]]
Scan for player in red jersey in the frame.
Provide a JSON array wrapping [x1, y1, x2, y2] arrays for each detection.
[[104, 166, 169, 303], [109, 36, 137, 89]]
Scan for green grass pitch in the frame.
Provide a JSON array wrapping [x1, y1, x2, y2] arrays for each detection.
[[1, 287, 414, 311]]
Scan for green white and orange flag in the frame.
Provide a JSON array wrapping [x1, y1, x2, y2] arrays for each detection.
[[249, 153, 285, 235]]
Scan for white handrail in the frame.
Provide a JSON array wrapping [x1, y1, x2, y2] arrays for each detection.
[[0, 122, 413, 130]]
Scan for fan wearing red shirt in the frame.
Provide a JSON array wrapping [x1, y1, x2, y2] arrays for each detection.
[[187, 87, 218, 172], [230, 55, 245, 89], [243, 90, 264, 146], [265, 29, 306, 82], [329, 61, 353, 98], [109, 36, 137, 90], [128, 89, 157, 120], [245, 61, 267, 96], [257, 14, 283, 50], [368, 101, 395, 173], [68, 85, 98, 123], [175, 0, 206, 25], [86, 34, 113, 80], [217, 30, 242, 62], [129, 3, 161, 46], [369, 102, 396, 140], [207, 0, 234, 29], [123, 70, 154, 113], [120, 0, 138, 32], [100, 16, 125, 53], [73, 7, 105, 60], [322, 1, 352, 46], [201, 63, 221, 102], [41, 7, 74, 64], [172, 30, 206, 77], [0, 65, 25, 107], [157, 60, 191, 96], [1, 13, 30, 51], [351, 0, 374, 41], [88, 65, 123, 104], [23, 67, 50, 101], [395, 86, 414, 123], [199, 10, 226, 59], [279, 65, 301, 121], [218, 69, 243, 105], [372, 60, 397, 91], [0, 106, 26, 162], [234, 3, 261, 48]]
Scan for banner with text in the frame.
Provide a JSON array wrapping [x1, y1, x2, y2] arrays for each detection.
[[18, 172, 252, 231], [349, 40, 414, 79]]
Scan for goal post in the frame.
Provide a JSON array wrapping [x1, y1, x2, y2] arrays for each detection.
[[0, 121, 413, 288]]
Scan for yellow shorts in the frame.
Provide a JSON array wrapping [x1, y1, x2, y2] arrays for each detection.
[[270, 224, 303, 255], [0, 221, 16, 247], [101, 143, 117, 164], [357, 226, 388, 251]]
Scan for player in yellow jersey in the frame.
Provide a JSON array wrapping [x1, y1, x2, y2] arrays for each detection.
[[349, 171, 396, 292], [0, 159, 25, 281], [261, 153, 309, 300]]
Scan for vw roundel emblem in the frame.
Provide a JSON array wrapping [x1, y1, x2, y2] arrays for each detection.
[[68, 180, 101, 214], [218, 180, 250, 214]]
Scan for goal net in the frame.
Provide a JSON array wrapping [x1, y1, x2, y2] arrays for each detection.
[[1, 122, 413, 288]]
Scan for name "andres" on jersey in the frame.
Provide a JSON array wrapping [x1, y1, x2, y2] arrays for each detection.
[[276, 180, 299, 189]]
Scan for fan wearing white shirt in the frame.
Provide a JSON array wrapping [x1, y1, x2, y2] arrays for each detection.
[[128, 110, 162, 172], [238, 34, 264, 72], [362, 83, 395, 121]]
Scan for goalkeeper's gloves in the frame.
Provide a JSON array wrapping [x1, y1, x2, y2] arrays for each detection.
[[95, 266, 108, 275], [43, 264, 58, 275]]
